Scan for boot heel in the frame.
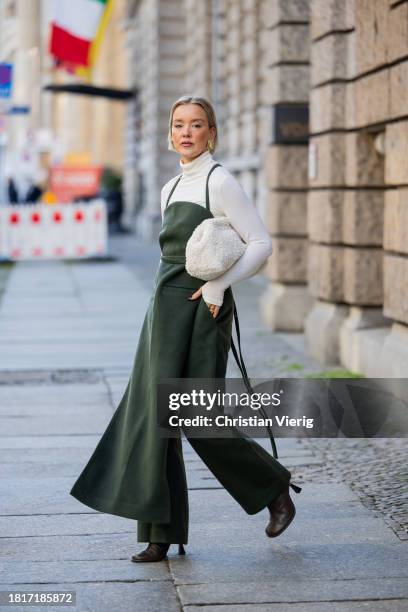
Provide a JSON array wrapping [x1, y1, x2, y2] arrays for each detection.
[[178, 544, 186, 555], [289, 482, 302, 494]]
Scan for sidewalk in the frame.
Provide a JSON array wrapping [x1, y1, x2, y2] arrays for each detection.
[[0, 240, 407, 611]]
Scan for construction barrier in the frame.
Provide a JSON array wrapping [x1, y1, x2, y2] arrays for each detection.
[[0, 200, 108, 260]]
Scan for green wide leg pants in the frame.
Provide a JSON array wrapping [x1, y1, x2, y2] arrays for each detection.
[[137, 433, 291, 545]]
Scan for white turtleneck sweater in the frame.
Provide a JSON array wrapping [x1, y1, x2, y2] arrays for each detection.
[[160, 150, 273, 307]]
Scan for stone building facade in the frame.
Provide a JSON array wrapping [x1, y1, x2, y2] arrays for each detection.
[[0, 0, 128, 204], [306, 0, 408, 376], [0, 0, 43, 196], [49, 0, 127, 175], [124, 0, 407, 376]]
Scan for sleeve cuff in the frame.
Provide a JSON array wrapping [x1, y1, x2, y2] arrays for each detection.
[[201, 282, 226, 307]]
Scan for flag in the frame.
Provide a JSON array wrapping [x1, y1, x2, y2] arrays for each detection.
[[49, 0, 113, 75]]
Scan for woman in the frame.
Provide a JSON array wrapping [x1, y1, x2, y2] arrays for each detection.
[[70, 95, 301, 563]]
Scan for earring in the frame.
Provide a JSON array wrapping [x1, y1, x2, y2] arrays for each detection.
[[207, 140, 214, 153]]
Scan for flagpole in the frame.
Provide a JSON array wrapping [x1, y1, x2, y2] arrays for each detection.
[[84, 0, 115, 81]]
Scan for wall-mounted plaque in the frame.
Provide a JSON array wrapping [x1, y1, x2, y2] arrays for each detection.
[[271, 103, 309, 145]]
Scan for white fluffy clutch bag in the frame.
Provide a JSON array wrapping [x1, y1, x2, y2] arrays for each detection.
[[185, 217, 247, 281]]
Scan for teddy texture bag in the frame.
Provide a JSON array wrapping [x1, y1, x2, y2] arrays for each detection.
[[185, 216, 247, 281]]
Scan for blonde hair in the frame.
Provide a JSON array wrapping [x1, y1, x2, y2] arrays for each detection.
[[167, 95, 218, 153]]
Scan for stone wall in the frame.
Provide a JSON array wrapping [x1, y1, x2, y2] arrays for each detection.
[[124, 0, 408, 375], [259, 0, 313, 331], [306, 0, 408, 375]]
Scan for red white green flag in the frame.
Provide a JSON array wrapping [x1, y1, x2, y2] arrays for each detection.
[[49, 0, 112, 73]]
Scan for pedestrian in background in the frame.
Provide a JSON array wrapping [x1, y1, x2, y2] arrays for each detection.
[[7, 177, 19, 204]]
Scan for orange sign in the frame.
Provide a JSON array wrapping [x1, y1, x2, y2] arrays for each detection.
[[50, 165, 102, 203], [63, 152, 92, 166]]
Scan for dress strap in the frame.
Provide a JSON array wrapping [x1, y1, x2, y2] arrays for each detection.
[[229, 308, 304, 489], [165, 174, 182, 209], [205, 163, 221, 211], [230, 301, 279, 460]]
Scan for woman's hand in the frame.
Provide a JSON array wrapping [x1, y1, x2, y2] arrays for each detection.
[[188, 286, 220, 318]]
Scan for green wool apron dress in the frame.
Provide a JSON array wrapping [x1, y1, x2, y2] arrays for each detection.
[[70, 163, 292, 544]]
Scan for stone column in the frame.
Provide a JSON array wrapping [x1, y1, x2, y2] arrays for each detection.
[[183, 0, 265, 205], [259, 0, 313, 331], [379, 0, 408, 375], [306, 0, 398, 369], [218, 0, 244, 167], [184, 0, 212, 94], [8, 0, 41, 152], [126, 0, 186, 240]]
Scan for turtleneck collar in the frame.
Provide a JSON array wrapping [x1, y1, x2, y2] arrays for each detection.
[[179, 149, 214, 179]]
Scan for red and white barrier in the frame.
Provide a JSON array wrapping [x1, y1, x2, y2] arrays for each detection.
[[0, 200, 108, 260]]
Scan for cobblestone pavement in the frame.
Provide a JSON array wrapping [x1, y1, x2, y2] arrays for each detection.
[[298, 438, 408, 542]]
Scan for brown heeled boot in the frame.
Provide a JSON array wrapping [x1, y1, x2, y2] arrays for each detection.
[[131, 542, 186, 563], [265, 482, 301, 538]]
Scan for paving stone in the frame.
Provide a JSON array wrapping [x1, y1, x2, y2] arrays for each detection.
[[0, 582, 180, 612], [0, 346, 137, 371], [0, 392, 110, 409], [191, 513, 397, 545], [0, 320, 141, 342], [145, 485, 387, 537], [0, 477, 90, 515], [183, 599, 408, 611], [0, 448, 95, 465], [0, 559, 170, 586], [0, 414, 112, 436], [299, 438, 408, 541], [0, 435, 101, 449], [170, 542, 408, 584], [1, 459, 101, 478], [0, 296, 83, 315], [0, 533, 148, 563], [0, 512, 132, 538]]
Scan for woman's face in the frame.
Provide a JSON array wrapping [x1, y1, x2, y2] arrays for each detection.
[[171, 103, 216, 163]]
